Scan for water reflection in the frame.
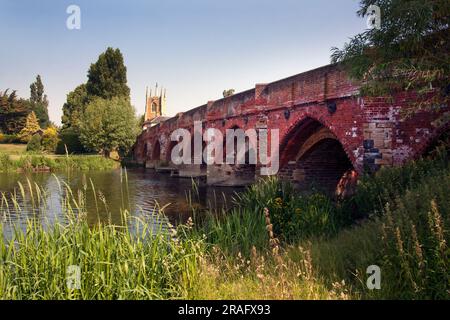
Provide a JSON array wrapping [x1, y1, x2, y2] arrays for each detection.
[[0, 168, 239, 237]]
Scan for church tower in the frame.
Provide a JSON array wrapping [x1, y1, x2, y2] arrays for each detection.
[[143, 83, 167, 129]]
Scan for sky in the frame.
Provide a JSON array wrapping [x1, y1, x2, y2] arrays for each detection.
[[0, 0, 366, 125]]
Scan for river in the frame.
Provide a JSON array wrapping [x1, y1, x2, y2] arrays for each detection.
[[0, 168, 240, 237]]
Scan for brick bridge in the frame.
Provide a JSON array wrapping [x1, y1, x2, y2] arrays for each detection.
[[133, 63, 448, 191]]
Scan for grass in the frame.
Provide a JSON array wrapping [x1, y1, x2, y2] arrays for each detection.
[[0, 177, 202, 299], [0, 143, 27, 156], [188, 147, 449, 299], [0, 152, 120, 172], [0, 147, 448, 299], [0, 220, 203, 299]]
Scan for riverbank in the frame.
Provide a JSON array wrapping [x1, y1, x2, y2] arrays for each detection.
[[0, 151, 120, 172], [0, 148, 448, 299]]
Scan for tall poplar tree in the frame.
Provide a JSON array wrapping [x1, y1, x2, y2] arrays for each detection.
[[29, 75, 50, 128]]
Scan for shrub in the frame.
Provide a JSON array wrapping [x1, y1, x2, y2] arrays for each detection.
[[352, 146, 449, 218], [234, 177, 348, 242], [26, 134, 42, 152], [56, 128, 87, 154], [41, 126, 59, 153], [0, 133, 21, 144], [0, 152, 13, 171]]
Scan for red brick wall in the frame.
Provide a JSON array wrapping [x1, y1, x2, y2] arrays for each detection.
[[133, 63, 449, 187]]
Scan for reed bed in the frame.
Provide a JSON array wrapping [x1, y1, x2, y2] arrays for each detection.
[[0, 174, 203, 300]]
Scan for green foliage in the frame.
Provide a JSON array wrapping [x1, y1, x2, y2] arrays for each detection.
[[59, 47, 132, 152], [29, 75, 50, 128], [56, 127, 87, 154], [352, 146, 449, 217], [0, 89, 31, 134], [79, 96, 139, 158], [138, 114, 145, 128], [331, 0, 450, 114], [223, 89, 235, 97], [26, 134, 42, 152], [0, 211, 202, 299], [61, 84, 89, 130], [0, 154, 119, 173], [41, 126, 59, 153], [234, 177, 349, 242], [0, 152, 12, 172], [194, 207, 268, 257], [53, 155, 120, 171], [18, 112, 41, 143], [297, 153, 450, 299], [380, 185, 449, 299], [86, 47, 130, 100], [0, 134, 21, 144]]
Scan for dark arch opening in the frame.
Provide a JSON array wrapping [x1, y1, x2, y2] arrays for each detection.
[[152, 141, 161, 161], [280, 118, 354, 193], [224, 125, 256, 178], [422, 127, 450, 158], [142, 142, 148, 160]]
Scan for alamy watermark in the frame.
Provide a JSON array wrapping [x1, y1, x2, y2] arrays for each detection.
[[366, 265, 381, 290], [366, 5, 381, 30], [66, 265, 81, 289], [66, 5, 81, 30], [168, 121, 279, 175]]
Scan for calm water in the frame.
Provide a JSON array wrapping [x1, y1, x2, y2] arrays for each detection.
[[0, 168, 239, 236]]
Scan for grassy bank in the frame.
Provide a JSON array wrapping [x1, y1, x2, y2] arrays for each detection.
[[0, 152, 120, 172], [190, 148, 449, 299], [0, 149, 448, 299], [0, 144, 27, 155]]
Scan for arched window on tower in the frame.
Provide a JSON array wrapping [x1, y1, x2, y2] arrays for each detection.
[[151, 102, 157, 113]]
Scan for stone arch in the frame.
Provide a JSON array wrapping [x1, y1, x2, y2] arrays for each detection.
[[279, 117, 354, 193]]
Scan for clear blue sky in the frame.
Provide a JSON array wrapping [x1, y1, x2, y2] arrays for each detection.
[[0, 0, 365, 124]]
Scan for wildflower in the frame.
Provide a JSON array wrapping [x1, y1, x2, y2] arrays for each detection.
[[274, 197, 283, 208], [295, 208, 301, 215], [186, 217, 194, 230]]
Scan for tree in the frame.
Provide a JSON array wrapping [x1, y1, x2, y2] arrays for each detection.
[[79, 97, 139, 158], [19, 111, 41, 143], [27, 134, 42, 152], [29, 75, 50, 128], [223, 89, 235, 98], [55, 127, 87, 154], [331, 0, 449, 116], [0, 89, 32, 134], [86, 47, 130, 100], [61, 84, 89, 130], [138, 114, 145, 128]]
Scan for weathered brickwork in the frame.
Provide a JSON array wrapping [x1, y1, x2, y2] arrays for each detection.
[[133, 64, 449, 189]]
